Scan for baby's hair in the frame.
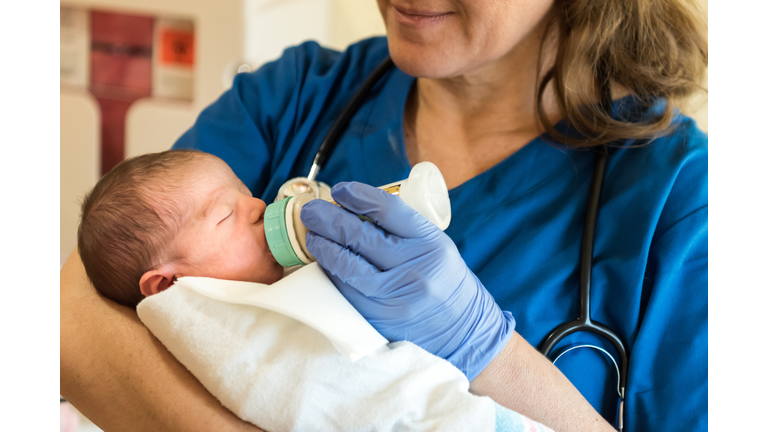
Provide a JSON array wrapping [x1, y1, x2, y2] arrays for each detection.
[[77, 149, 214, 308]]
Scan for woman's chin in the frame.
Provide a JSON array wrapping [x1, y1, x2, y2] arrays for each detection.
[[390, 49, 464, 79]]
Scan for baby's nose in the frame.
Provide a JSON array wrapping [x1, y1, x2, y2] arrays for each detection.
[[249, 198, 267, 224]]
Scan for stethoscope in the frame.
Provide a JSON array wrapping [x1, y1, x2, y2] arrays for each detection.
[[276, 56, 629, 431]]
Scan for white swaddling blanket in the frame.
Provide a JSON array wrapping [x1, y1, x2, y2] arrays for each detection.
[[170, 263, 389, 362], [136, 263, 498, 431], [137, 262, 495, 432]]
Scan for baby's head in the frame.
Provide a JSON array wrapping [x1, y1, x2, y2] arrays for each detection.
[[78, 150, 283, 308]]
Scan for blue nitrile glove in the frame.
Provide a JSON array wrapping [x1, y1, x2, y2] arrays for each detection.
[[300, 181, 516, 381]]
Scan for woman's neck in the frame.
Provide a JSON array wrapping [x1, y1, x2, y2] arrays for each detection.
[[415, 55, 552, 138], [404, 17, 561, 189]]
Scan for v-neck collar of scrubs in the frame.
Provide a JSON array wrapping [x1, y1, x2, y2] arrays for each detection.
[[358, 66, 591, 221]]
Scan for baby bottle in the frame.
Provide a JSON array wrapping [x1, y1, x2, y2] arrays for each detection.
[[264, 161, 451, 267]]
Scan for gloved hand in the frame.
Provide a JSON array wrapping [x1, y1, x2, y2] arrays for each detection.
[[300, 181, 515, 381]]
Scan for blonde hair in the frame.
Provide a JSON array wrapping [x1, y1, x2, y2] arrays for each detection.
[[537, 0, 707, 146]]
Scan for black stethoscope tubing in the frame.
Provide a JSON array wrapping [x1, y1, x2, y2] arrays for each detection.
[[306, 57, 395, 182], [308, 55, 629, 431], [538, 68, 629, 431]]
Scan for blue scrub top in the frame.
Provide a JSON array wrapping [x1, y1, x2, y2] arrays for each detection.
[[173, 37, 708, 431]]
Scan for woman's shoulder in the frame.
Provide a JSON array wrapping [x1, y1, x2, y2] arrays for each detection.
[[611, 98, 707, 180], [654, 112, 708, 230], [240, 36, 390, 91], [609, 105, 708, 234], [616, 97, 707, 155], [650, 109, 708, 163]]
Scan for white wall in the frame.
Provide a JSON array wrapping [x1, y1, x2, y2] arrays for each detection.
[[242, 0, 385, 67], [243, 0, 331, 67], [60, 90, 100, 266], [328, 0, 387, 51], [687, 0, 708, 132]]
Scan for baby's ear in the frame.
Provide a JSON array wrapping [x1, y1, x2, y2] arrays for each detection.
[[139, 265, 177, 297]]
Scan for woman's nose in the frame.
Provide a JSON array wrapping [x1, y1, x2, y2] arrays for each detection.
[[248, 198, 267, 224]]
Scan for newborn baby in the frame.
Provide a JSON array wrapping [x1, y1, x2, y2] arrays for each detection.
[[78, 150, 283, 307], [77, 149, 553, 432]]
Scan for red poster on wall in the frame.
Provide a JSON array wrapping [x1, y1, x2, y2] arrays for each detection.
[[80, 10, 195, 175], [89, 10, 154, 175]]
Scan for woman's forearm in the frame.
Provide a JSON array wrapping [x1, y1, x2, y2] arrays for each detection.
[[470, 331, 615, 432], [60, 249, 263, 432]]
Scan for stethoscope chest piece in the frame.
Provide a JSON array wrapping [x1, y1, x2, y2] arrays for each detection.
[[275, 177, 333, 202]]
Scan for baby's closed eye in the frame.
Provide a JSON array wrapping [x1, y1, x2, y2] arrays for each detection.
[[217, 211, 233, 225]]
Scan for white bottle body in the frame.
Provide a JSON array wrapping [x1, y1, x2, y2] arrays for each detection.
[[377, 161, 451, 231]]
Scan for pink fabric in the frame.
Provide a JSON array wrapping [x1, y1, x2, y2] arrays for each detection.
[[60, 402, 80, 432]]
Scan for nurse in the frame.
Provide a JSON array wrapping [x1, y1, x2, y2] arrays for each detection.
[[60, 0, 708, 430]]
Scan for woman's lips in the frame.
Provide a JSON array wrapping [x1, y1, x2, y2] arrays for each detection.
[[393, 6, 452, 27]]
